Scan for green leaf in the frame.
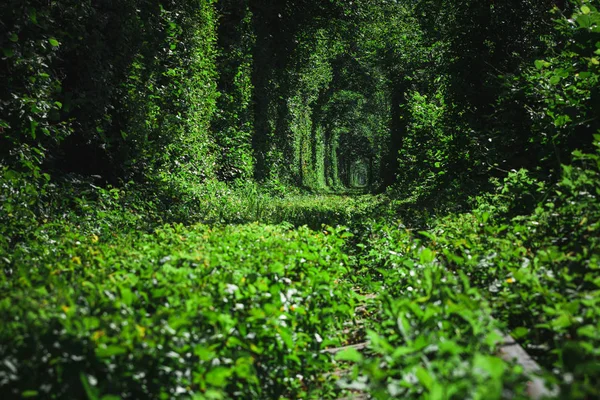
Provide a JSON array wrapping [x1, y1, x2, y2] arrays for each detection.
[[95, 345, 127, 358], [334, 347, 364, 363], [30, 120, 38, 139], [29, 9, 38, 24], [534, 60, 545, 70], [576, 15, 592, 28], [438, 340, 463, 355], [420, 248, 435, 264], [551, 314, 572, 330], [555, 68, 569, 78], [392, 346, 416, 358], [577, 325, 597, 338], [120, 287, 133, 305], [511, 327, 528, 339], [581, 5, 591, 15], [194, 345, 216, 361], [205, 367, 233, 388], [474, 354, 506, 379], [202, 389, 226, 400], [2, 48, 15, 58], [22, 391, 39, 398], [419, 231, 437, 241], [278, 327, 294, 349], [80, 373, 100, 400], [269, 262, 285, 275], [48, 38, 60, 47], [416, 367, 434, 390]]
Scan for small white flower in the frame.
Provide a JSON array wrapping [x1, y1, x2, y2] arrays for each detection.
[[225, 284, 239, 294]]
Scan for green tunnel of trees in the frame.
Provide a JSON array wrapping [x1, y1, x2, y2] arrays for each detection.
[[2, 1, 600, 398], [1, 0, 390, 194], [3, 0, 598, 201]]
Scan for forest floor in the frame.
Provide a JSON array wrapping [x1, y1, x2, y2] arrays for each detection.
[[1, 192, 592, 398]]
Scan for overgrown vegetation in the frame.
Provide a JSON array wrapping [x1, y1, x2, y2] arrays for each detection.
[[1, 0, 599, 398]]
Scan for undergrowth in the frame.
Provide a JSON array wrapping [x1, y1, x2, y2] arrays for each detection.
[[2, 143, 600, 399], [340, 139, 600, 399], [1, 221, 357, 399]]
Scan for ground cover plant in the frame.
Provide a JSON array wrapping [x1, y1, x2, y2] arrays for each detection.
[[338, 140, 600, 399], [1, 221, 359, 399]]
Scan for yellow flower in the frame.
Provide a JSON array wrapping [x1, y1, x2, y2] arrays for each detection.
[[91, 234, 99, 243], [136, 325, 146, 339], [506, 278, 516, 284]]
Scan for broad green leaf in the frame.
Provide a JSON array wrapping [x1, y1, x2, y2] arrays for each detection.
[[335, 347, 364, 363], [420, 248, 435, 264], [511, 327, 528, 339], [205, 367, 233, 388], [534, 60, 545, 69], [577, 325, 597, 338], [576, 15, 592, 28], [194, 345, 216, 361], [120, 287, 133, 305], [551, 314, 572, 330], [474, 354, 506, 379], [549, 75, 561, 85], [2, 48, 15, 58]]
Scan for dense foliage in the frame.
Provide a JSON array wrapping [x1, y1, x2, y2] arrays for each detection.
[[1, 222, 357, 398], [2, 0, 600, 398], [348, 138, 600, 399]]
